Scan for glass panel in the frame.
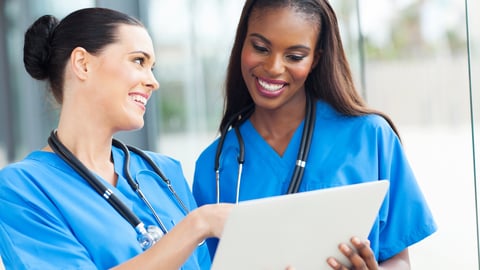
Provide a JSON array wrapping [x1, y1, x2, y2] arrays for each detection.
[[468, 0, 480, 266], [357, 0, 476, 268], [146, 0, 245, 180]]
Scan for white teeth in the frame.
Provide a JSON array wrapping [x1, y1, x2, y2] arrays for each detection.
[[258, 79, 284, 92], [130, 94, 147, 106]]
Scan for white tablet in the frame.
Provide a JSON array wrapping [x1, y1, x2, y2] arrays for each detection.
[[211, 180, 389, 270]]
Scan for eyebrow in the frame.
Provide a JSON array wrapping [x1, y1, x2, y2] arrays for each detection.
[[129, 51, 156, 66], [249, 33, 312, 51], [129, 51, 152, 59]]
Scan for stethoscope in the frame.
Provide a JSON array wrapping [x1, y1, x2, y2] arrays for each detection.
[[214, 94, 316, 203], [48, 130, 189, 250]]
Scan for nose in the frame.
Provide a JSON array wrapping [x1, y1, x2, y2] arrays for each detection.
[[145, 69, 160, 91], [263, 54, 285, 76]]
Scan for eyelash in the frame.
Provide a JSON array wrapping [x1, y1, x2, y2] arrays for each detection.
[[287, 55, 305, 61], [134, 57, 145, 66], [133, 57, 155, 72], [253, 44, 268, 53], [252, 43, 306, 62]]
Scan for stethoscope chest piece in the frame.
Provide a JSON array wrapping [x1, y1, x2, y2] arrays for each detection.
[[137, 225, 164, 250], [47, 130, 187, 251]]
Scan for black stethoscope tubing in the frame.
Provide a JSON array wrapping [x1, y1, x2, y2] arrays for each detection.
[[214, 94, 316, 200], [214, 104, 253, 203], [214, 104, 254, 172], [47, 130, 188, 236], [113, 139, 189, 215], [287, 93, 316, 193]]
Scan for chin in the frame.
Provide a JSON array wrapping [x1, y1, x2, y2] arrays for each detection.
[[132, 122, 145, 131], [124, 119, 145, 132]]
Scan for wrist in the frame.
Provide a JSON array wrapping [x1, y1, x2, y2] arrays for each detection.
[[188, 207, 212, 242]]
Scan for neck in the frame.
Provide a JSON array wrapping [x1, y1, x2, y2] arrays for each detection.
[[52, 119, 118, 185], [250, 97, 307, 156]]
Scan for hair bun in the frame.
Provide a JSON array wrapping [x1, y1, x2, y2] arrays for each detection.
[[23, 15, 59, 80]]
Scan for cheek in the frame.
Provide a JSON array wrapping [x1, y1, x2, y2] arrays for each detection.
[[290, 62, 314, 82], [241, 45, 259, 75], [104, 61, 139, 87]]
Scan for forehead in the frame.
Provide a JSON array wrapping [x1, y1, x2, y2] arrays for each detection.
[[247, 7, 319, 44], [108, 24, 155, 58]]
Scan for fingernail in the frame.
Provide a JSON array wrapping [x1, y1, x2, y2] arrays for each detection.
[[327, 257, 338, 268], [340, 243, 350, 252], [352, 237, 361, 244]]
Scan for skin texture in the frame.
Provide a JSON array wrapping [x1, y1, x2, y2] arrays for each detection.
[[49, 24, 233, 270], [241, 7, 319, 156], [241, 6, 411, 270]]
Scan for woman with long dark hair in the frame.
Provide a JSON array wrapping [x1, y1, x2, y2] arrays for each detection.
[[193, 1, 437, 269]]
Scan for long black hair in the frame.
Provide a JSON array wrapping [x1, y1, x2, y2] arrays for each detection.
[[220, 0, 399, 136]]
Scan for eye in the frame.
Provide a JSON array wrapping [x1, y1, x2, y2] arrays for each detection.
[[287, 54, 306, 62], [252, 43, 269, 53], [133, 57, 145, 66]]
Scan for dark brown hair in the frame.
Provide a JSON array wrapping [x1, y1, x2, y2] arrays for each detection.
[[23, 7, 143, 104], [220, 0, 399, 136]]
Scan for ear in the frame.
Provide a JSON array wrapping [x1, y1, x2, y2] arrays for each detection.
[[69, 47, 90, 80]]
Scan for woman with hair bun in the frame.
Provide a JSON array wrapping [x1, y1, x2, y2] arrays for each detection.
[[0, 7, 232, 270]]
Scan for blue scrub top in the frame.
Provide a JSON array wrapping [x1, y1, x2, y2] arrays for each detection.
[[0, 146, 210, 270], [193, 100, 437, 262]]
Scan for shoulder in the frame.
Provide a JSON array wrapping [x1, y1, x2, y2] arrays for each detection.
[[317, 100, 398, 138], [0, 151, 56, 182], [359, 113, 395, 133], [0, 151, 67, 208]]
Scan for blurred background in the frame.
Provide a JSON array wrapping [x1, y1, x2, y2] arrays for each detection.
[[0, 0, 479, 268]]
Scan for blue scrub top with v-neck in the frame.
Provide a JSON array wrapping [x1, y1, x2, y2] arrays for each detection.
[[193, 100, 437, 262], [0, 146, 210, 270]]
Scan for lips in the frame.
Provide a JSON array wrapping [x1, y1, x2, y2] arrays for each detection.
[[256, 77, 287, 97], [129, 93, 148, 106], [258, 78, 286, 92]]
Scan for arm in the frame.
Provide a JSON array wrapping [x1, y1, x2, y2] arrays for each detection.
[[379, 249, 410, 269], [111, 203, 232, 270]]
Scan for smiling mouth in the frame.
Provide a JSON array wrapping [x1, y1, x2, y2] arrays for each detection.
[[130, 94, 148, 106], [257, 78, 286, 92]]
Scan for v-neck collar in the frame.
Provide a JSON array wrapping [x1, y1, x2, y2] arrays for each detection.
[[242, 118, 305, 165]]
